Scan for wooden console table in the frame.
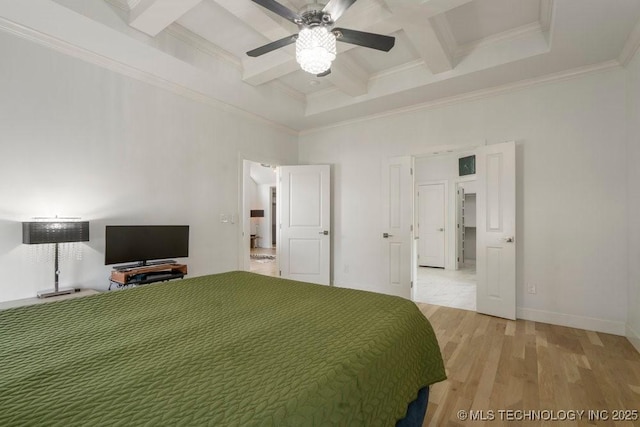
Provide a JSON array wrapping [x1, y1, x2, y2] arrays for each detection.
[[109, 263, 188, 290]]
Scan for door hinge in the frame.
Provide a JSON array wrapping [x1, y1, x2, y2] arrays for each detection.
[[411, 281, 413, 288], [410, 168, 413, 175], [457, 257, 460, 262], [279, 270, 282, 276], [410, 225, 413, 232]]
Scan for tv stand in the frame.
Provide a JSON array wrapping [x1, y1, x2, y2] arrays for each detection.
[[109, 263, 187, 290], [113, 260, 177, 271]]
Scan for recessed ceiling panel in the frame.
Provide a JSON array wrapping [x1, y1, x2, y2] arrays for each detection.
[[347, 30, 418, 75], [446, 0, 541, 46], [177, 0, 284, 59]]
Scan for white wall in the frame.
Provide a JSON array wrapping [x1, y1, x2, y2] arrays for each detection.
[[626, 49, 640, 350], [300, 68, 629, 334], [0, 31, 297, 302]]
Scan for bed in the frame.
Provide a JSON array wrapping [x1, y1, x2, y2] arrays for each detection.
[[0, 271, 446, 426]]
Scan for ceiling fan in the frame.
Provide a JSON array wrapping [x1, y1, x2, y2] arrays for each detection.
[[246, 0, 396, 77]]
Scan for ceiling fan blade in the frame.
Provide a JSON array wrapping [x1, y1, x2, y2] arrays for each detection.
[[322, 0, 357, 22], [251, 0, 302, 24], [247, 35, 297, 57], [317, 69, 332, 77], [333, 28, 395, 52]]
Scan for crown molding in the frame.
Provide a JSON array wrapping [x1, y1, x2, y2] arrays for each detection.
[[619, 16, 640, 66], [300, 60, 621, 136], [0, 16, 299, 136]]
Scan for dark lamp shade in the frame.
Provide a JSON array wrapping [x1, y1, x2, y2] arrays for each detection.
[[23, 221, 90, 244], [250, 210, 265, 218]]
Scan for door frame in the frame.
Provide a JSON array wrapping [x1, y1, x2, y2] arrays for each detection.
[[415, 180, 448, 269], [409, 141, 516, 319]]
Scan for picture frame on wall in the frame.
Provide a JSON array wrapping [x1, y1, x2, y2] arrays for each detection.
[[458, 155, 476, 176]]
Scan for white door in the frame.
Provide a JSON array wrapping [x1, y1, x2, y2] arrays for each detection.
[[278, 165, 331, 285], [418, 183, 446, 268], [381, 156, 413, 299], [476, 142, 516, 319]]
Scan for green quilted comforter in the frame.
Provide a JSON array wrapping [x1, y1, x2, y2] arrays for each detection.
[[0, 271, 445, 426]]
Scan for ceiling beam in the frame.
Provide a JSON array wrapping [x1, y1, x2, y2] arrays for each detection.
[[383, 0, 471, 74], [211, 0, 296, 42], [129, 0, 202, 36], [401, 18, 453, 74]]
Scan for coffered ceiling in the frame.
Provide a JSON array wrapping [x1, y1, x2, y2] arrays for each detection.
[[2, 0, 640, 131]]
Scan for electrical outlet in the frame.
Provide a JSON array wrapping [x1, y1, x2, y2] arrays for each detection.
[[527, 283, 537, 294]]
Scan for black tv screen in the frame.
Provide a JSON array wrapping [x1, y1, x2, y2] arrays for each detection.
[[105, 225, 189, 265]]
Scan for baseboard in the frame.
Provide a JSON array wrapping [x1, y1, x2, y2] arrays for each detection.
[[626, 323, 640, 354], [517, 307, 626, 336]]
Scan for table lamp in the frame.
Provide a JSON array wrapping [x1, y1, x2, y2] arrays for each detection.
[[22, 219, 89, 298]]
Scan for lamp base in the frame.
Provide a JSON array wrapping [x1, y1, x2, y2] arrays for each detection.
[[37, 288, 77, 299]]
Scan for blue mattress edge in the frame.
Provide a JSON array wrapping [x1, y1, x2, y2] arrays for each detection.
[[396, 386, 429, 427]]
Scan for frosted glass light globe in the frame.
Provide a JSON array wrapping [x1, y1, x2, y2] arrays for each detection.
[[296, 26, 337, 74]]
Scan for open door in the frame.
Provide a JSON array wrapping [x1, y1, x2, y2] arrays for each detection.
[[381, 156, 413, 299], [278, 165, 331, 285], [476, 142, 516, 319]]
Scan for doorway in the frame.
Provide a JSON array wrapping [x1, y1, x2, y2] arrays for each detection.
[[245, 161, 278, 277], [413, 153, 477, 311], [382, 142, 515, 319]]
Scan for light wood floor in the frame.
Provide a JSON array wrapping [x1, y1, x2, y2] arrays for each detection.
[[418, 304, 640, 427]]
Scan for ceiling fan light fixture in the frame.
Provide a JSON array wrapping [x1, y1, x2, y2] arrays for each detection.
[[296, 26, 336, 74]]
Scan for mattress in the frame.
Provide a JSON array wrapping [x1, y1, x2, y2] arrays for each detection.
[[0, 271, 445, 426]]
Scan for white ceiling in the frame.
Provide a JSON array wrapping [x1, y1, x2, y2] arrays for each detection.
[[3, 0, 640, 132]]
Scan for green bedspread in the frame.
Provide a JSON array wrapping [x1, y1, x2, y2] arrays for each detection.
[[0, 271, 445, 426]]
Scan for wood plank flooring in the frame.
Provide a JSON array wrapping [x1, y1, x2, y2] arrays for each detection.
[[418, 304, 640, 427]]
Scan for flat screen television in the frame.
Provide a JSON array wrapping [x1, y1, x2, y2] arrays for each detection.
[[105, 225, 189, 266]]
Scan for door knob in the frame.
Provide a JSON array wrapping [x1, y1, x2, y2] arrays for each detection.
[[501, 236, 514, 243], [319, 230, 329, 235], [438, 228, 444, 232], [383, 233, 393, 238]]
